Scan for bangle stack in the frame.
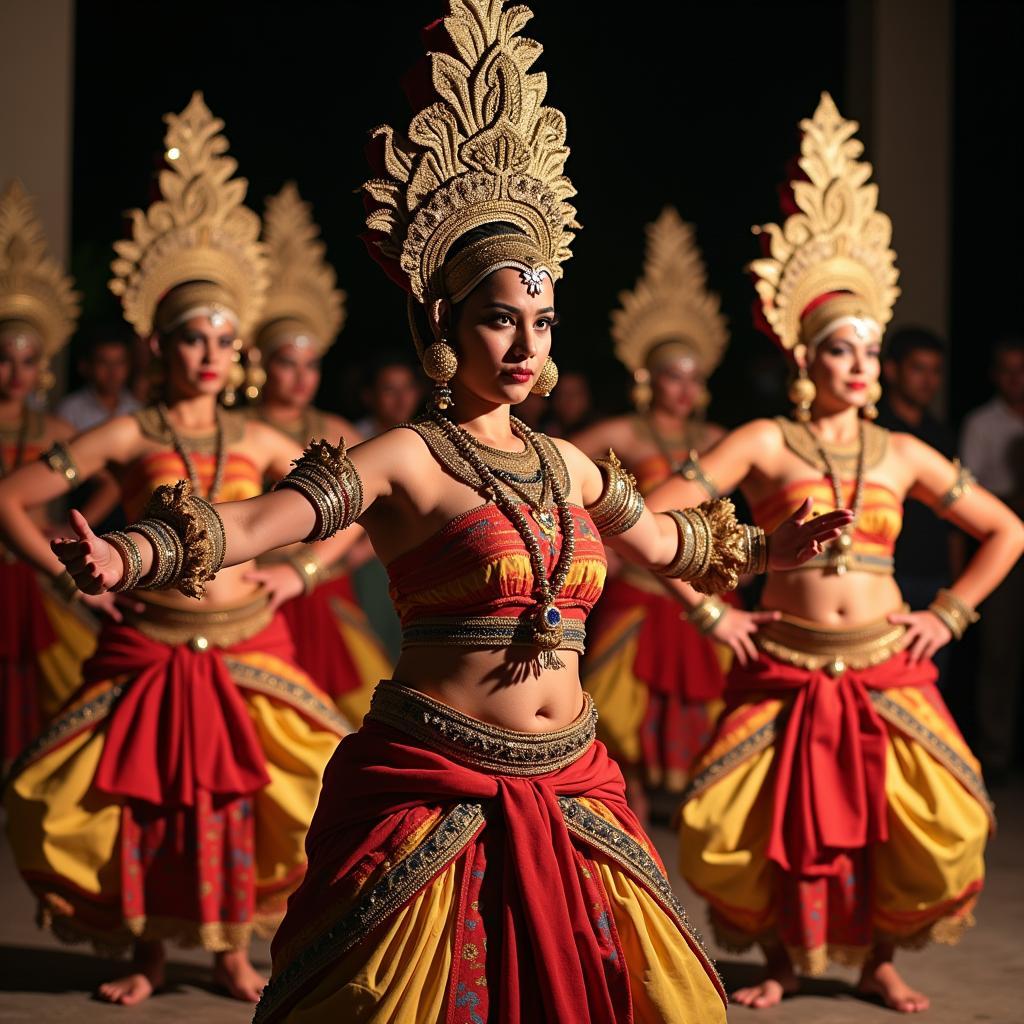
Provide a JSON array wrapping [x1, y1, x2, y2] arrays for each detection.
[[744, 524, 768, 576], [129, 520, 184, 590], [688, 596, 727, 634], [928, 588, 979, 640], [659, 508, 714, 581], [40, 442, 80, 485], [587, 450, 646, 536], [274, 439, 364, 542], [103, 530, 143, 593], [289, 552, 323, 595]]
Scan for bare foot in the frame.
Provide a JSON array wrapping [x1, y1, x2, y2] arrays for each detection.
[[96, 941, 165, 1006], [732, 973, 799, 1009], [213, 949, 266, 1003], [858, 960, 930, 1013]]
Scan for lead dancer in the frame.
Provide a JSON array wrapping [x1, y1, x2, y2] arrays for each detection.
[[54, 8, 848, 1021]]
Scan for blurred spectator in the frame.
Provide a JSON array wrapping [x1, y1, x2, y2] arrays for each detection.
[[541, 368, 595, 438], [55, 324, 139, 432], [876, 327, 958, 683], [355, 353, 424, 437], [960, 334, 1024, 782]]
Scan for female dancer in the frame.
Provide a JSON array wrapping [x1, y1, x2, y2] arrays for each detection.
[[574, 207, 734, 815], [53, 8, 847, 1021], [0, 179, 96, 769], [0, 94, 350, 1006], [249, 182, 390, 724], [652, 94, 1024, 1012]]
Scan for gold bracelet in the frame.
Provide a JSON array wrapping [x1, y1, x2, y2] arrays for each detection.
[[51, 569, 81, 604], [289, 552, 323, 595], [678, 450, 721, 500], [928, 588, 979, 640], [587, 450, 646, 536], [103, 530, 143, 593], [129, 520, 183, 590], [275, 439, 364, 542], [743, 524, 768, 575], [687, 596, 727, 634], [40, 442, 80, 485], [938, 459, 975, 512], [659, 498, 751, 595]]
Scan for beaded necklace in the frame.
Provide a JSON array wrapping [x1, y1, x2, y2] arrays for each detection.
[[156, 403, 227, 500], [644, 413, 696, 475], [426, 409, 576, 668]]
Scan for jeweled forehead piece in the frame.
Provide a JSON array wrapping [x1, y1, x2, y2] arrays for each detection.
[[363, 0, 579, 354]]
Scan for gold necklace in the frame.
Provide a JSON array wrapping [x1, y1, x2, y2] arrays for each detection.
[[645, 413, 694, 475], [157, 403, 227, 500], [802, 421, 866, 575]]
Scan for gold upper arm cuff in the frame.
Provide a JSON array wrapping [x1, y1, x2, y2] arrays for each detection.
[[274, 438, 364, 542], [586, 449, 645, 536], [657, 498, 766, 594], [937, 459, 975, 513], [678, 449, 721, 500], [40, 442, 80, 485]]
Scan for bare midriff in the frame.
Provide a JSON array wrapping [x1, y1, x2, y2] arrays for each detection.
[[760, 569, 904, 627], [135, 560, 265, 612]]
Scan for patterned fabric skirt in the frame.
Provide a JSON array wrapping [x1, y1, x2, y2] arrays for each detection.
[[0, 558, 97, 770], [253, 682, 727, 1024], [678, 612, 993, 975], [4, 595, 349, 952], [279, 570, 391, 726], [584, 573, 727, 790]]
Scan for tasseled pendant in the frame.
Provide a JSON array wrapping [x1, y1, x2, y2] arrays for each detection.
[[540, 649, 566, 670]]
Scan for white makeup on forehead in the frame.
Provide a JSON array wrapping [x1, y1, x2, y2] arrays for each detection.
[[166, 303, 240, 334], [809, 315, 882, 350]]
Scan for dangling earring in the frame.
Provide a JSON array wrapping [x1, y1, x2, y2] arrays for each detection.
[[244, 347, 265, 402], [423, 338, 458, 410], [863, 380, 882, 421], [788, 366, 816, 423], [35, 359, 56, 405], [222, 339, 245, 407], [531, 357, 559, 397], [694, 384, 710, 418], [631, 369, 652, 412]]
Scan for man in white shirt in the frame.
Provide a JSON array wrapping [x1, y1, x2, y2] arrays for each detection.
[[960, 335, 1024, 783], [55, 325, 140, 433]]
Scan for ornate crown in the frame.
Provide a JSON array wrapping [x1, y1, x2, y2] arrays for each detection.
[[612, 207, 728, 379], [363, 0, 579, 312], [110, 92, 267, 339], [0, 179, 80, 358], [748, 92, 900, 352], [257, 183, 345, 358]]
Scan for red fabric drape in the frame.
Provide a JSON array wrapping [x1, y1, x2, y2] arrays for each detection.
[[279, 719, 650, 1024], [82, 615, 299, 806], [728, 650, 937, 876]]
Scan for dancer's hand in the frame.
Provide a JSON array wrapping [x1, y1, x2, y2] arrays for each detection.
[[889, 609, 952, 664], [243, 563, 305, 612], [79, 591, 145, 623], [709, 609, 781, 667], [50, 509, 123, 595], [767, 498, 853, 570]]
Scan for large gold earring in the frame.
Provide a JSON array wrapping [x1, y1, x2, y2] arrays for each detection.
[[631, 369, 652, 412], [35, 359, 56, 405], [863, 380, 882, 421], [423, 339, 458, 410], [244, 348, 265, 402], [788, 366, 816, 423], [531, 357, 558, 396], [222, 340, 245, 407]]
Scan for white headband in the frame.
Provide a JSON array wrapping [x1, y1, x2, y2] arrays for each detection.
[[808, 315, 882, 351]]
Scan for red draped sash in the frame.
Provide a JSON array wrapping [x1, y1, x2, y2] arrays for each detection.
[[728, 650, 937, 876]]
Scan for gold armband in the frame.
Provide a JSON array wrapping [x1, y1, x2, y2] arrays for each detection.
[[289, 551, 323, 595], [688, 596, 727, 634], [132, 480, 227, 599], [587, 449, 645, 536], [678, 449, 721, 500], [40, 442, 80, 485], [102, 530, 143, 593], [938, 459, 975, 512], [274, 439, 364, 542], [929, 588, 979, 640], [658, 498, 765, 594]]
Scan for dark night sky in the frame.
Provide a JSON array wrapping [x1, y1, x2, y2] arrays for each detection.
[[70, 1, 1020, 426]]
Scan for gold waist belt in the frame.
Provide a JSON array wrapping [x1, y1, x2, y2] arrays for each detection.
[[790, 550, 895, 575], [400, 615, 586, 655], [125, 591, 273, 650], [366, 681, 597, 775], [755, 610, 907, 676]]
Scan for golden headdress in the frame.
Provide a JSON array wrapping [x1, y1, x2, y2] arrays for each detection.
[[749, 92, 900, 354], [110, 92, 267, 339], [612, 207, 728, 388], [0, 179, 80, 360], [363, 0, 579, 331], [256, 183, 345, 359]]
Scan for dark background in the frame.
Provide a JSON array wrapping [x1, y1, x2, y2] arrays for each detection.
[[70, 0, 1021, 427]]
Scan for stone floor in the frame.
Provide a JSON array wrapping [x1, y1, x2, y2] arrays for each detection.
[[0, 779, 1019, 1023]]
